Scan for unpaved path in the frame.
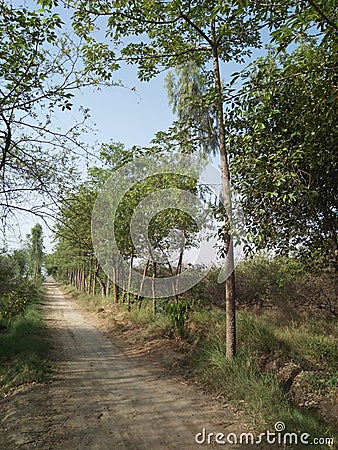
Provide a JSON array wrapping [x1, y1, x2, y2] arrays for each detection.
[[0, 283, 254, 449]]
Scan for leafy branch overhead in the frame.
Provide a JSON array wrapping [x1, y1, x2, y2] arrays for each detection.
[[0, 2, 119, 229]]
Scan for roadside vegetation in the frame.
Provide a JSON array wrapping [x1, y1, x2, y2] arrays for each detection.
[[0, 287, 50, 397], [0, 226, 51, 397], [62, 255, 337, 449]]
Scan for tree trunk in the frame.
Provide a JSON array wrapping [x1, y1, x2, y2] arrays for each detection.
[[152, 261, 157, 316], [137, 259, 150, 310], [174, 245, 184, 304], [113, 281, 119, 303], [112, 261, 119, 304], [106, 274, 110, 297], [75, 269, 79, 290], [119, 256, 126, 300], [211, 19, 236, 358], [81, 266, 86, 292], [94, 264, 106, 297], [127, 252, 134, 311], [87, 259, 93, 294], [96, 275, 106, 297], [92, 272, 97, 295]]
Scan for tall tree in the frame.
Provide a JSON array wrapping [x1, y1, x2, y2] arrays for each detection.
[[165, 62, 217, 155], [27, 224, 44, 282], [11, 249, 29, 279], [53, 182, 99, 292], [91, 142, 201, 303], [53, 140, 202, 307], [63, 0, 337, 355]]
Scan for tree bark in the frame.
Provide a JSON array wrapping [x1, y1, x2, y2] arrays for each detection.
[[106, 274, 110, 297], [137, 259, 150, 310], [96, 275, 106, 297], [211, 19, 236, 358], [174, 243, 184, 304], [328, 227, 338, 272], [112, 261, 119, 304], [110, 256, 118, 303], [92, 271, 97, 295], [152, 261, 157, 316], [127, 252, 134, 311], [94, 264, 106, 297]]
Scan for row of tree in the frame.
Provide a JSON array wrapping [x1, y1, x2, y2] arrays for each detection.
[[46, 145, 202, 314]]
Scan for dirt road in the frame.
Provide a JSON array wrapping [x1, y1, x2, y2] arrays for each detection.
[[0, 283, 251, 449]]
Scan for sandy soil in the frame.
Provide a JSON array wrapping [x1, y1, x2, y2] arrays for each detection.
[[0, 283, 261, 450]]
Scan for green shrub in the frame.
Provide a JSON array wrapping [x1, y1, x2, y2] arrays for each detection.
[[237, 311, 288, 354], [234, 255, 337, 317], [278, 326, 338, 369], [195, 342, 286, 419], [166, 301, 191, 338], [0, 281, 38, 326], [193, 341, 334, 446], [127, 298, 154, 325], [305, 370, 338, 395], [236, 255, 305, 308]]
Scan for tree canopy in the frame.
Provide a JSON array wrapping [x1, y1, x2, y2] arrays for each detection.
[[229, 39, 337, 270]]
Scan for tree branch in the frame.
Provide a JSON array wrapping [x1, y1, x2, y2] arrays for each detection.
[[305, 0, 338, 32], [180, 13, 213, 47], [0, 114, 11, 172]]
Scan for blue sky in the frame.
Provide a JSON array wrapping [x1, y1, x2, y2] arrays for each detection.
[[79, 71, 175, 148]]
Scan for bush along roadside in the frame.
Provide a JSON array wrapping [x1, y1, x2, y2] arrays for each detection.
[[0, 282, 51, 397]]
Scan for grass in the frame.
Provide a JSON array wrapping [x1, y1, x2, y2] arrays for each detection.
[[190, 309, 337, 449], [193, 342, 334, 443], [127, 299, 171, 328], [63, 285, 116, 313], [277, 324, 338, 369], [0, 288, 51, 397]]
